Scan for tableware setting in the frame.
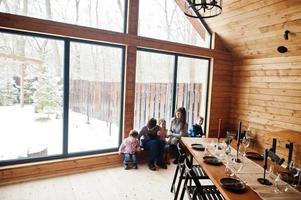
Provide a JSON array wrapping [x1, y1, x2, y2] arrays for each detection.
[[191, 143, 205, 151], [203, 155, 223, 166], [220, 177, 247, 193], [245, 152, 264, 160]]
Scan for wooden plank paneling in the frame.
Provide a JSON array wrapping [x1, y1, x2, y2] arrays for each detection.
[[204, 0, 301, 59], [208, 53, 233, 137], [229, 55, 301, 163], [0, 154, 122, 186]]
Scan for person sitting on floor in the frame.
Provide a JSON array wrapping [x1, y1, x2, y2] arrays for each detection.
[[119, 129, 140, 170]]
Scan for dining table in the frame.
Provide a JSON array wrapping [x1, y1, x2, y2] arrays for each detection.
[[180, 137, 301, 200]]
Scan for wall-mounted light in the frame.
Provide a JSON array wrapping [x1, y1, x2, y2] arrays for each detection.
[[277, 30, 290, 53], [284, 30, 290, 40]]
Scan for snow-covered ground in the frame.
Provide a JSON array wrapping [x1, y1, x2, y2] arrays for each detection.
[[0, 105, 119, 161]]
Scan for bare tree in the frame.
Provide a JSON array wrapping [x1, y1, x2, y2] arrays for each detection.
[[45, 0, 62, 77], [15, 0, 28, 107], [117, 0, 124, 18], [0, 0, 10, 12], [95, 0, 99, 27], [75, 0, 80, 24], [155, 0, 177, 40]]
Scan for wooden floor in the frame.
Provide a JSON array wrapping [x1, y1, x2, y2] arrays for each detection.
[[0, 163, 181, 200]]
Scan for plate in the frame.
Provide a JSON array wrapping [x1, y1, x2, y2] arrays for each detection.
[[280, 172, 293, 183], [203, 156, 222, 165], [245, 152, 263, 160], [280, 171, 300, 184], [220, 178, 247, 193], [191, 143, 205, 151]]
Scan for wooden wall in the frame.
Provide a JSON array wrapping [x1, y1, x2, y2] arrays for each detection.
[[203, 0, 301, 165], [204, 0, 301, 59], [230, 56, 301, 164], [207, 33, 233, 137], [0, 154, 122, 186]]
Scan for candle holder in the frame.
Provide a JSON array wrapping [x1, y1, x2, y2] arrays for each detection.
[[234, 122, 242, 163], [257, 177, 272, 185], [258, 149, 272, 185], [233, 145, 242, 163]]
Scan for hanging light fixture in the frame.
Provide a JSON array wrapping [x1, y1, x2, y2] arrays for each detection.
[[184, 0, 222, 19]]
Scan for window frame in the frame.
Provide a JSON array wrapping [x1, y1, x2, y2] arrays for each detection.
[[0, 28, 125, 166], [135, 47, 210, 132]]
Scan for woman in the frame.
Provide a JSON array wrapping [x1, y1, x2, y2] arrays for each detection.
[[139, 118, 167, 171], [168, 107, 188, 163]]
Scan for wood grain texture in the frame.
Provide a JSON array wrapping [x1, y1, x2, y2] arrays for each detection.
[[229, 56, 301, 163], [207, 54, 233, 137], [0, 154, 122, 186], [0, 164, 177, 200], [204, 0, 301, 59]]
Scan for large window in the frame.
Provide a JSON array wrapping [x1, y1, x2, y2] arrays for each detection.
[[176, 56, 209, 126], [0, 32, 64, 161], [134, 49, 209, 131], [138, 0, 211, 48], [134, 50, 174, 130], [0, 30, 125, 165], [69, 42, 123, 153], [0, 0, 126, 33]]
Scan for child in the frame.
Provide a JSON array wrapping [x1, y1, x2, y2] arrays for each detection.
[[188, 116, 205, 137], [157, 119, 170, 164], [119, 130, 140, 169], [157, 119, 168, 141]]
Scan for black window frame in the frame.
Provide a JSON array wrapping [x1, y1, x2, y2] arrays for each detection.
[[135, 48, 210, 132], [0, 28, 125, 166]]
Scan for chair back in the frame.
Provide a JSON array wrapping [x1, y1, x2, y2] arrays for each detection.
[[184, 158, 207, 200], [177, 143, 187, 163]]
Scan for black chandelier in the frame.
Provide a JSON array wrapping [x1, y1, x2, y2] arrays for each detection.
[[184, 0, 222, 19]]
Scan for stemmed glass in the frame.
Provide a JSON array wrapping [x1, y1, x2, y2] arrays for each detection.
[[288, 160, 294, 172], [292, 168, 300, 188], [268, 165, 280, 193], [225, 132, 233, 155], [231, 156, 244, 177], [241, 135, 250, 156]]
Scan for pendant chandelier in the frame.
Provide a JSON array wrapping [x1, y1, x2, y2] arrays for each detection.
[[184, 0, 222, 19]]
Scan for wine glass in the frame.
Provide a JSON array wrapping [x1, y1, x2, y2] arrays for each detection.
[[288, 160, 294, 172], [268, 165, 280, 193], [241, 136, 250, 156], [225, 161, 233, 177], [292, 168, 300, 187], [232, 157, 244, 177], [279, 172, 290, 192]]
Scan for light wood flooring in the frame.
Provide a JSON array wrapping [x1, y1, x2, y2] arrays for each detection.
[[0, 163, 180, 200]]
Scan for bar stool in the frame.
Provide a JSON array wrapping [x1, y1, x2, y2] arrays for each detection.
[[170, 143, 209, 200], [180, 157, 225, 200]]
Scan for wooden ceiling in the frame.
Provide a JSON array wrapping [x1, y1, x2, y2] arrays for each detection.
[[204, 0, 301, 59]]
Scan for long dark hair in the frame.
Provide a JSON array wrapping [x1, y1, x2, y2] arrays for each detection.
[[176, 107, 186, 130]]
